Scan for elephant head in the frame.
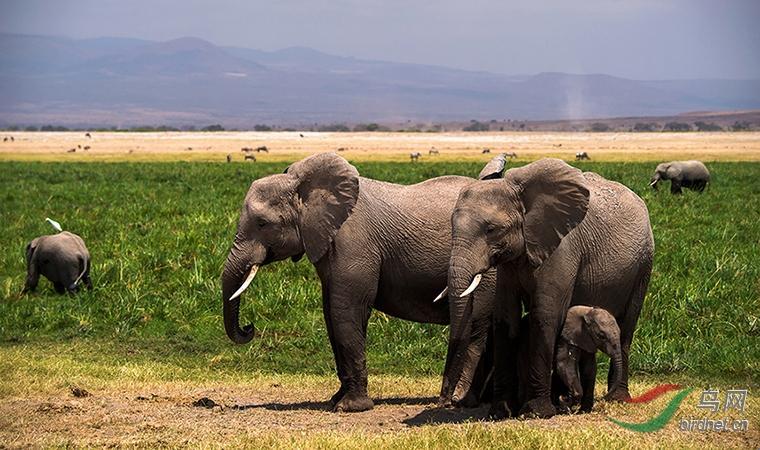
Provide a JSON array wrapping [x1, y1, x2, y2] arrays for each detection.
[[222, 153, 359, 344], [650, 162, 679, 190], [556, 306, 622, 404], [446, 159, 590, 370]]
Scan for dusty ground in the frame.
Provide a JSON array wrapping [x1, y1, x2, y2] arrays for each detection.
[[1, 376, 756, 448], [1, 131, 759, 162]]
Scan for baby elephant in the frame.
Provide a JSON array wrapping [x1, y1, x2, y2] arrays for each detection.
[[555, 306, 621, 413], [650, 160, 710, 194], [24, 231, 92, 294]]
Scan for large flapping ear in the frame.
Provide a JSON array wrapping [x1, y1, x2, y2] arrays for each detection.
[[478, 153, 508, 180], [504, 158, 590, 266], [25, 238, 39, 264], [665, 163, 682, 180], [286, 153, 360, 263]]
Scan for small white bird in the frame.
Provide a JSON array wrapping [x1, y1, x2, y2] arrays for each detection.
[[45, 217, 63, 232]]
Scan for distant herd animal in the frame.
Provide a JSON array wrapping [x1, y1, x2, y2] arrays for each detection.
[[576, 151, 591, 160], [410, 151, 422, 161]]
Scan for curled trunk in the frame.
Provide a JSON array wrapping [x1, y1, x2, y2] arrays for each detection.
[[221, 247, 256, 344]]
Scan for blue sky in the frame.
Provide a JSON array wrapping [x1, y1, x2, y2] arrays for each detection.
[[1, 0, 758, 79]]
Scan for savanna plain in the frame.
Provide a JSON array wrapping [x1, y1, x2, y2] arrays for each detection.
[[0, 132, 759, 448]]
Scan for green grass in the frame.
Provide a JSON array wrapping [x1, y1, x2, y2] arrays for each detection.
[[0, 161, 758, 382]]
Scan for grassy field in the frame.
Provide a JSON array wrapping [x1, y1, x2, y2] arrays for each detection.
[[1, 156, 758, 447]]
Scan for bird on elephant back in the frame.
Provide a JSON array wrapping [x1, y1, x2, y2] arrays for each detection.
[[221, 152, 511, 412], [440, 158, 653, 419]]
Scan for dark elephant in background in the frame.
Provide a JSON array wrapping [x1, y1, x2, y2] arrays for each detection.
[[23, 231, 92, 294], [222, 152, 508, 412], [650, 160, 710, 194], [443, 158, 653, 418]]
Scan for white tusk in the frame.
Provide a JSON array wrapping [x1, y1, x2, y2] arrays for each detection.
[[459, 273, 482, 298], [433, 287, 448, 303], [649, 180, 657, 186], [229, 265, 259, 300]]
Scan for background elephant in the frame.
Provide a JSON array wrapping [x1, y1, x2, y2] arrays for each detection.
[[445, 158, 653, 418], [23, 231, 92, 294], [555, 305, 622, 413], [222, 152, 507, 412], [650, 160, 710, 194]]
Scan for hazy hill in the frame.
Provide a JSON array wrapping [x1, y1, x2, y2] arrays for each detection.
[[1, 33, 758, 127]]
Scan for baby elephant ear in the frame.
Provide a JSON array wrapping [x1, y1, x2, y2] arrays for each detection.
[[505, 158, 590, 266], [287, 153, 360, 263]]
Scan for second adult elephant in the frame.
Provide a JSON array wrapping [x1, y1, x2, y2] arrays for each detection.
[[650, 160, 710, 194], [222, 153, 505, 412], [444, 159, 653, 418]]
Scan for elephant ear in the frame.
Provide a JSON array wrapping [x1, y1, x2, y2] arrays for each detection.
[[287, 153, 360, 263], [478, 153, 508, 180], [505, 158, 590, 266], [25, 238, 39, 264], [665, 164, 681, 179]]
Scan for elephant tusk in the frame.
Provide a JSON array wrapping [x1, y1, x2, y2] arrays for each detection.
[[459, 273, 482, 298], [433, 287, 448, 303], [229, 265, 259, 301], [649, 180, 657, 186]]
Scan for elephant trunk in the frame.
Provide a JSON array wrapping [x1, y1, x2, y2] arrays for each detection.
[[221, 241, 265, 344], [607, 343, 624, 394]]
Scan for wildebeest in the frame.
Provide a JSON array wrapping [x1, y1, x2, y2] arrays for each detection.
[[482, 148, 491, 154], [226, 154, 232, 163], [3, 137, 6, 142], [299, 133, 304, 138], [67, 148, 76, 153], [337, 147, 346, 152], [241, 147, 253, 153], [255, 146, 269, 153], [576, 151, 591, 161], [85, 132, 91, 138], [244, 154, 256, 162], [410, 152, 421, 162], [185, 147, 193, 151], [83, 146, 91, 150], [504, 152, 517, 159], [429, 148, 440, 155]]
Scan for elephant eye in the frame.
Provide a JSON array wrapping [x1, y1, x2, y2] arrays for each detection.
[[485, 224, 497, 234], [257, 218, 269, 227]]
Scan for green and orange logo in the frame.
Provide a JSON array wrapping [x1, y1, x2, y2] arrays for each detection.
[[608, 384, 693, 433]]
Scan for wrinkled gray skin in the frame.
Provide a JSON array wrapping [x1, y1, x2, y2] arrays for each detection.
[[555, 306, 622, 413], [650, 160, 710, 194], [222, 153, 506, 412], [446, 158, 653, 418], [23, 231, 92, 294]]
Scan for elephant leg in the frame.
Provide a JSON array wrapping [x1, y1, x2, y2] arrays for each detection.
[[606, 266, 650, 402], [328, 275, 378, 413], [489, 275, 522, 419], [322, 285, 348, 406], [579, 351, 597, 413], [23, 264, 39, 293], [53, 282, 66, 294], [519, 265, 576, 418], [670, 180, 682, 194]]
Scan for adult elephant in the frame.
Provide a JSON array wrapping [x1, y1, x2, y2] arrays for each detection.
[[650, 160, 710, 194], [443, 158, 653, 418], [222, 153, 506, 412], [23, 231, 92, 294]]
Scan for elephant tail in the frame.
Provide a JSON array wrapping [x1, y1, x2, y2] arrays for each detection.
[[69, 257, 88, 290]]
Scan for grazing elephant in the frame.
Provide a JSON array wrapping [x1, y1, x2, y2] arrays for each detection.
[[23, 231, 92, 294], [555, 305, 622, 413], [444, 158, 653, 418], [222, 153, 507, 412], [650, 160, 710, 194]]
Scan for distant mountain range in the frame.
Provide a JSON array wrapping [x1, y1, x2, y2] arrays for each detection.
[[1, 33, 759, 127]]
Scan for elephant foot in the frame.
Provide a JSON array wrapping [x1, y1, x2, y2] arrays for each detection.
[[330, 386, 347, 406], [333, 392, 374, 413], [604, 388, 631, 403], [519, 397, 557, 419], [436, 395, 453, 408], [452, 390, 479, 408], [488, 400, 513, 420]]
